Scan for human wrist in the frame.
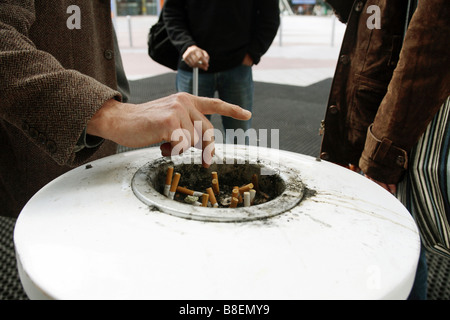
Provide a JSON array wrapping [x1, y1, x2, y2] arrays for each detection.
[[86, 98, 121, 140]]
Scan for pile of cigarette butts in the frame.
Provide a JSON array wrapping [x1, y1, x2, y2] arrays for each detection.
[[163, 166, 269, 208]]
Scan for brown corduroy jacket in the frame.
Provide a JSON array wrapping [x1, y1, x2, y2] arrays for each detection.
[[0, 1, 123, 217], [320, 0, 450, 184]]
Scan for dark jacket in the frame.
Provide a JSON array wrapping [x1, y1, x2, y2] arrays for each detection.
[[163, 0, 280, 73], [320, 0, 450, 184], [0, 1, 122, 217]]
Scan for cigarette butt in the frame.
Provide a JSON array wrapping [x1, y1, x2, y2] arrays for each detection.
[[220, 197, 232, 206], [206, 187, 218, 208], [184, 195, 199, 204], [229, 197, 239, 208], [163, 184, 171, 197], [212, 178, 220, 194], [165, 167, 174, 185], [177, 186, 203, 197], [244, 191, 251, 207], [169, 172, 181, 199], [177, 186, 193, 196], [250, 189, 256, 203], [239, 183, 254, 194], [201, 193, 209, 207], [232, 187, 239, 198], [212, 172, 219, 194], [233, 186, 243, 203], [251, 174, 259, 191], [164, 166, 174, 197], [259, 191, 270, 199], [170, 173, 181, 192], [192, 201, 202, 206]]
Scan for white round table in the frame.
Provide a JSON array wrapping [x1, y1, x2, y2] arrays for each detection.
[[14, 145, 420, 299]]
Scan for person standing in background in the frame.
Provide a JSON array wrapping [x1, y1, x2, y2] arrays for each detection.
[[163, 0, 280, 144]]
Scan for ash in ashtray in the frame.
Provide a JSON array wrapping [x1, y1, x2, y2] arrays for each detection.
[[155, 162, 285, 208]]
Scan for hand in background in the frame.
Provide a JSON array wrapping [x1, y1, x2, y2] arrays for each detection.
[[364, 175, 397, 194], [182, 45, 210, 71], [242, 53, 254, 66], [348, 164, 397, 194]]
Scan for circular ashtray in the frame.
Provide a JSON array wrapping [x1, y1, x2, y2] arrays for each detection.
[[131, 150, 305, 222]]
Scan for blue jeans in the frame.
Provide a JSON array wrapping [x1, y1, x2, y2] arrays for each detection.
[[176, 65, 253, 144]]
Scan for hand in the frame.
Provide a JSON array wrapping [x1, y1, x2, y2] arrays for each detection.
[[242, 53, 254, 66], [87, 93, 251, 167], [182, 45, 209, 71], [348, 164, 397, 194], [364, 174, 397, 194]]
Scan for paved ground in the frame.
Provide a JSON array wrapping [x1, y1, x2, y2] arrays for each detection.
[[114, 14, 346, 86]]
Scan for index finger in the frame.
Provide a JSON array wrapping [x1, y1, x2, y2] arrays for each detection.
[[193, 97, 252, 120]]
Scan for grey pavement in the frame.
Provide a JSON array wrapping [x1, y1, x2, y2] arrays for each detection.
[[115, 14, 346, 86]]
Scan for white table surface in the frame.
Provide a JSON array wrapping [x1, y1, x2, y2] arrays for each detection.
[[14, 145, 420, 299]]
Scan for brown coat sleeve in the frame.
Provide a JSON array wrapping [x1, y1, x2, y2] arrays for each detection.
[[359, 0, 450, 183], [0, 1, 121, 166]]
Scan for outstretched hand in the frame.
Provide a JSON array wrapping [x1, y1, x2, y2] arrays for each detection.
[[348, 164, 397, 194], [87, 93, 251, 167], [364, 174, 397, 194]]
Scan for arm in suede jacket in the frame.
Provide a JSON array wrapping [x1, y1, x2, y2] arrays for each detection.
[[320, 0, 450, 184]]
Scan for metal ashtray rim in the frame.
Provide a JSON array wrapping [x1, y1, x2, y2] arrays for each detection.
[[131, 150, 305, 223]]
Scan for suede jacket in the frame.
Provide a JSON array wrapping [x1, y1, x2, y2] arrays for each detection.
[[0, 1, 123, 217], [320, 0, 450, 184]]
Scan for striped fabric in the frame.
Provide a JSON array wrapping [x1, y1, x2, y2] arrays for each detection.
[[397, 97, 450, 258]]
